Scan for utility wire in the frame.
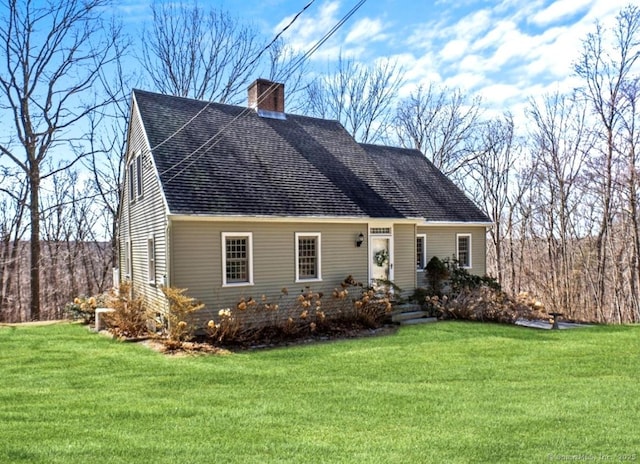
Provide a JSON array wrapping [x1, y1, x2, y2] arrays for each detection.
[[150, 0, 317, 154], [159, 0, 368, 184]]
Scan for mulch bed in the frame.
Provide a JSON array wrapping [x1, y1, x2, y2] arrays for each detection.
[[137, 322, 398, 356]]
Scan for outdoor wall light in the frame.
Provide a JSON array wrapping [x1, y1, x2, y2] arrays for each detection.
[[356, 233, 365, 247]]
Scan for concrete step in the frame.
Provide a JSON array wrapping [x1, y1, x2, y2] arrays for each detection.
[[401, 317, 438, 326], [391, 310, 429, 323]]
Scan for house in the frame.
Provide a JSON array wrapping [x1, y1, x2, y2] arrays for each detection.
[[118, 79, 492, 326]]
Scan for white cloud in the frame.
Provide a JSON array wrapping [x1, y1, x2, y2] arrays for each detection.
[[531, 0, 591, 27], [477, 83, 521, 107], [274, 0, 341, 57], [442, 72, 487, 91], [345, 17, 385, 44], [440, 39, 468, 61]]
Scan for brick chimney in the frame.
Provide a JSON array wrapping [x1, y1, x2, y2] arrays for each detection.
[[248, 79, 285, 114]]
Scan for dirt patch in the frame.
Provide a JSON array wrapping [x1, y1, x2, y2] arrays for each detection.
[[0, 319, 74, 327]]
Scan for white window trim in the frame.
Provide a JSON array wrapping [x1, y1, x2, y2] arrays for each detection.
[[128, 162, 135, 202], [456, 233, 472, 269], [124, 239, 132, 279], [222, 232, 254, 287], [295, 232, 322, 283], [147, 235, 156, 285], [136, 153, 143, 199], [416, 233, 427, 272]]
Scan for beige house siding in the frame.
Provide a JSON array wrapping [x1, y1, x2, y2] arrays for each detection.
[[416, 225, 487, 286], [170, 220, 371, 323], [392, 223, 417, 297], [119, 100, 168, 314]]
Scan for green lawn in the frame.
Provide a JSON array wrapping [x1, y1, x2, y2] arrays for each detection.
[[0, 322, 638, 463]]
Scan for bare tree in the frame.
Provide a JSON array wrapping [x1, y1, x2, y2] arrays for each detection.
[[466, 114, 520, 287], [619, 77, 640, 321], [87, 37, 136, 266], [304, 54, 404, 143], [267, 38, 309, 114], [0, 0, 124, 320], [527, 92, 591, 317], [140, 0, 264, 104], [0, 168, 28, 320], [395, 83, 482, 179], [574, 4, 640, 319]]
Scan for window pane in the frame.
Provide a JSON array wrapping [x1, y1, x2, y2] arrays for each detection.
[[370, 227, 391, 235], [136, 155, 143, 197], [416, 237, 424, 269], [298, 237, 317, 279], [458, 236, 470, 267], [129, 163, 135, 201], [148, 238, 155, 282], [226, 237, 248, 283]]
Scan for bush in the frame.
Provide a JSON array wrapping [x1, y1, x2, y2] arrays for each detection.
[[351, 288, 393, 328], [64, 294, 107, 324], [161, 286, 205, 342], [418, 258, 542, 324], [103, 282, 150, 338], [425, 256, 449, 295], [410, 287, 442, 317], [203, 276, 394, 346], [437, 286, 546, 324], [448, 259, 501, 295]]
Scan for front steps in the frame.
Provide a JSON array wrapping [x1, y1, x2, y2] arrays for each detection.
[[391, 304, 438, 326]]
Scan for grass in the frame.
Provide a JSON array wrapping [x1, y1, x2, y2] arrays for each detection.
[[0, 322, 639, 463]]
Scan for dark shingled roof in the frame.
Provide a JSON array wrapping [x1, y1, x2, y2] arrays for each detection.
[[360, 144, 491, 222], [133, 89, 490, 223]]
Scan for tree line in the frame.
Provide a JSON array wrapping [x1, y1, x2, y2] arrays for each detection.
[[1, 0, 639, 323]]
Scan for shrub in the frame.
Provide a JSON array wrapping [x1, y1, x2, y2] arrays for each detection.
[[161, 286, 205, 342], [448, 259, 501, 295], [438, 286, 546, 324], [205, 308, 241, 344], [425, 256, 449, 295], [103, 282, 150, 339], [349, 282, 394, 328], [64, 294, 106, 324], [410, 287, 443, 317], [202, 276, 394, 346]]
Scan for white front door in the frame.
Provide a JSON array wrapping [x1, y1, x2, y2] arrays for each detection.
[[369, 231, 393, 288]]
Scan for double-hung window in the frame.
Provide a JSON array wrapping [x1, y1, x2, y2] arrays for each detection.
[[147, 235, 156, 284], [128, 162, 135, 201], [136, 154, 143, 198], [416, 234, 427, 271], [456, 233, 472, 269], [124, 239, 132, 278], [295, 233, 321, 282], [128, 153, 143, 201], [222, 233, 253, 286]]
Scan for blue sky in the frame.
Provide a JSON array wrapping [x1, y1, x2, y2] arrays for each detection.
[[117, 0, 631, 115], [87, 0, 640, 114], [190, 0, 628, 115]]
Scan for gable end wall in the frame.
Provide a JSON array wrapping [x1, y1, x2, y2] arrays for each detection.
[[119, 100, 168, 314]]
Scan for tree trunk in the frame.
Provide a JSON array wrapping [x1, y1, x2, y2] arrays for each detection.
[[29, 169, 40, 321]]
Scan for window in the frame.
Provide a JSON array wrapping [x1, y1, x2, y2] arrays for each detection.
[[295, 233, 321, 282], [457, 234, 472, 269], [147, 236, 155, 284], [416, 234, 427, 271], [124, 239, 131, 278], [222, 233, 253, 286], [136, 154, 143, 198], [128, 162, 135, 201], [370, 227, 391, 235]]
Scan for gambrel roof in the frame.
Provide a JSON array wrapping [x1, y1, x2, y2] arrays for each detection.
[[132, 89, 490, 223]]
